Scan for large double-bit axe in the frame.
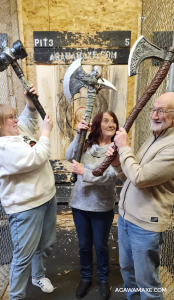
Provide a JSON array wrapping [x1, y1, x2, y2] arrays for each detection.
[[63, 58, 117, 184], [92, 35, 174, 176], [0, 40, 46, 119]]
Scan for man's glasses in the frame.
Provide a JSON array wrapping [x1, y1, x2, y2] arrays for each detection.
[[149, 108, 174, 117]]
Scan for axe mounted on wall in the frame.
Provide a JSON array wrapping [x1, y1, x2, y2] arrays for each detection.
[[92, 35, 174, 176], [0, 40, 46, 120], [63, 58, 117, 184]]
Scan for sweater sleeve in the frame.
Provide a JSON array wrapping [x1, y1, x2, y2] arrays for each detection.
[[66, 133, 81, 162], [83, 166, 118, 185], [18, 105, 38, 134], [119, 145, 174, 188], [0, 137, 51, 177], [113, 165, 127, 182]]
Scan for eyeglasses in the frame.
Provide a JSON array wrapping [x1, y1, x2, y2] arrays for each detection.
[[149, 108, 174, 117], [7, 115, 18, 121]]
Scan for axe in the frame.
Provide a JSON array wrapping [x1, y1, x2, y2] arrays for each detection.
[[63, 58, 117, 183], [0, 40, 46, 119], [92, 35, 174, 176]]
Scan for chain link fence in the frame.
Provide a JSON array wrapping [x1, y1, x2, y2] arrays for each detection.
[[0, 0, 25, 298], [135, 0, 174, 299]]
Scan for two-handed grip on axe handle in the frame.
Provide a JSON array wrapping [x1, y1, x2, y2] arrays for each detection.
[[11, 61, 46, 120], [92, 55, 174, 177], [70, 129, 88, 184]]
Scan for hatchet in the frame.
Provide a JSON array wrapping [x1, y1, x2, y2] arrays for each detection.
[[0, 40, 46, 119], [63, 58, 117, 183], [92, 35, 174, 176]]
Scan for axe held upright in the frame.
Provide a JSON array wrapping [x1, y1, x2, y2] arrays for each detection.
[[92, 36, 174, 177]]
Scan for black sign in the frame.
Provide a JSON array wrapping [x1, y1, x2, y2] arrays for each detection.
[[34, 47, 130, 64], [0, 33, 8, 50], [33, 31, 131, 48], [33, 31, 131, 64]]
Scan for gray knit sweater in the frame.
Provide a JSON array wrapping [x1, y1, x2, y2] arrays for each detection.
[[66, 133, 118, 212]]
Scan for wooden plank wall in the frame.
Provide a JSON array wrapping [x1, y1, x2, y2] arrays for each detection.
[[16, 0, 143, 144], [36, 64, 128, 160]]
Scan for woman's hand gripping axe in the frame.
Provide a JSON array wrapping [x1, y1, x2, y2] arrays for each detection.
[[92, 35, 174, 176], [63, 58, 117, 184], [0, 40, 46, 119]]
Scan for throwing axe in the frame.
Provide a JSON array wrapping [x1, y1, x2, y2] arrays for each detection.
[[0, 40, 46, 119], [92, 35, 174, 176], [63, 58, 117, 184]]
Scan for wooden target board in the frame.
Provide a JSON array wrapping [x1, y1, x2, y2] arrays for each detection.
[[36, 64, 128, 160]]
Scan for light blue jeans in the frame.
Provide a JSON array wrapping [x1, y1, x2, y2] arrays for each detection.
[[7, 196, 57, 300], [118, 214, 165, 300]]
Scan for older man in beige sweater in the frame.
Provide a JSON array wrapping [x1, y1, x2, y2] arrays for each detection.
[[108, 92, 174, 300]]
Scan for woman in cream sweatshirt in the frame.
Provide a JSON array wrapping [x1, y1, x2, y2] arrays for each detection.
[[0, 86, 56, 299]]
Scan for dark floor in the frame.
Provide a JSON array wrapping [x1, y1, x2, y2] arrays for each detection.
[[25, 223, 126, 300]]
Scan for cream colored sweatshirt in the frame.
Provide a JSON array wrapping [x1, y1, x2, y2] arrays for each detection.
[[115, 127, 174, 232], [0, 106, 56, 214]]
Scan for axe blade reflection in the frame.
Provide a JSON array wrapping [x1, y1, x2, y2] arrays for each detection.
[[63, 58, 82, 104]]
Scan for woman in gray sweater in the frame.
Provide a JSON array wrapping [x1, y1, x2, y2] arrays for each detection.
[[66, 111, 120, 300]]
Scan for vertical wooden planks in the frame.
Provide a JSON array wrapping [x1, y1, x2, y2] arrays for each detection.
[[108, 65, 128, 127], [36, 65, 59, 159], [36, 64, 128, 160]]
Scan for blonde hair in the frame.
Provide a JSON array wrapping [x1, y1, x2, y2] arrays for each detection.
[[0, 104, 16, 136]]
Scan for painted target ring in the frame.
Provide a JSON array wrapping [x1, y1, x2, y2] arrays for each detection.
[[56, 94, 108, 139]]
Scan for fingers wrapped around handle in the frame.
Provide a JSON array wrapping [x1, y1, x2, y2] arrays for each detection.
[[92, 144, 118, 176]]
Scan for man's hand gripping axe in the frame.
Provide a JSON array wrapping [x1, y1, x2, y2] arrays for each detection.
[[63, 58, 117, 184], [92, 35, 174, 176], [0, 40, 46, 119]]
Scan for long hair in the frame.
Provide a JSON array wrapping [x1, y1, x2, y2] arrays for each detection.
[[83, 111, 119, 152]]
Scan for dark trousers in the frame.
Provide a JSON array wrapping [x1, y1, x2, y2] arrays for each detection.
[[72, 208, 114, 282]]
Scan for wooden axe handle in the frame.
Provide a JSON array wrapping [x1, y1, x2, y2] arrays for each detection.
[[11, 61, 46, 120], [70, 129, 88, 184], [92, 60, 171, 176]]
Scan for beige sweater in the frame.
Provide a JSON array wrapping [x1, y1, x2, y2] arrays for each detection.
[[115, 127, 174, 232]]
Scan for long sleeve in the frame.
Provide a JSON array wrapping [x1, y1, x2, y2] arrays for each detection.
[[18, 104, 38, 134], [66, 133, 81, 162], [83, 166, 118, 185], [0, 136, 51, 177], [113, 164, 127, 183], [119, 145, 174, 188]]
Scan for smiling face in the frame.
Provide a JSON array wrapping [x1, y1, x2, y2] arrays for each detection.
[[151, 93, 174, 136], [0, 105, 19, 136], [100, 112, 117, 141]]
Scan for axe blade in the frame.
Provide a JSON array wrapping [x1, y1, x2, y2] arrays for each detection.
[[128, 35, 167, 77], [63, 58, 88, 104]]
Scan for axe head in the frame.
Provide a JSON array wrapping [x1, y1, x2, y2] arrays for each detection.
[[128, 35, 167, 77], [63, 59, 88, 104], [63, 59, 117, 104]]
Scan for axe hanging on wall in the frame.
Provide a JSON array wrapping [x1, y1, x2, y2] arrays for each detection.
[[92, 35, 174, 177], [0, 40, 46, 120], [63, 58, 117, 184]]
